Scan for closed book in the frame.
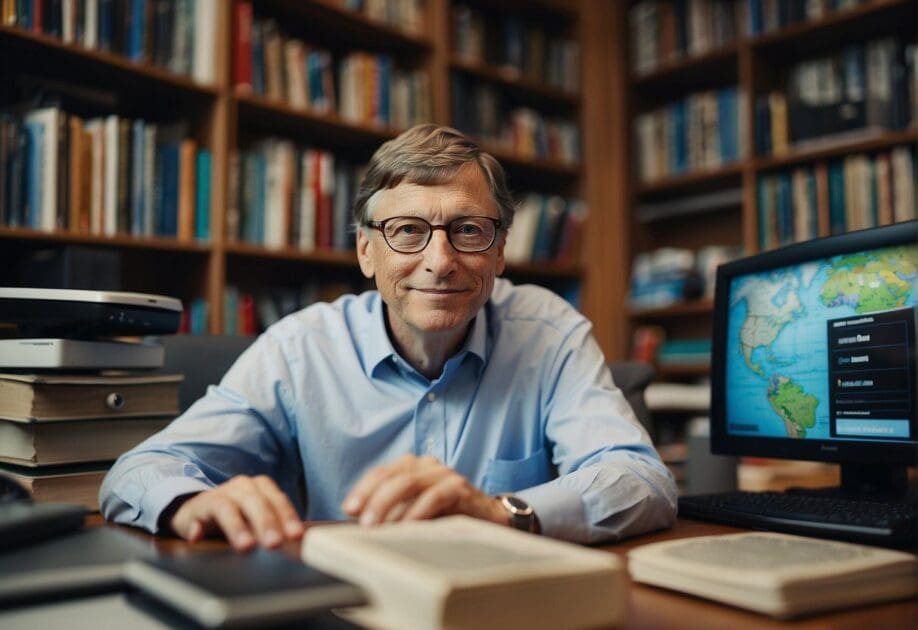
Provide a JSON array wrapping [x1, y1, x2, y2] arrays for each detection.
[[124, 550, 366, 629], [0, 416, 171, 466], [302, 515, 625, 630], [0, 372, 181, 421], [177, 137, 197, 240], [233, 1, 253, 90], [628, 532, 916, 619], [0, 462, 108, 509], [195, 148, 211, 240]]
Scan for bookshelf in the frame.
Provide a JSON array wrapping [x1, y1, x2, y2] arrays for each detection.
[[1, 0, 612, 346], [620, 0, 918, 382]]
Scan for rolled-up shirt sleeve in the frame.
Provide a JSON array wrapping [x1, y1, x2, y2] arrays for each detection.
[[516, 321, 678, 543], [99, 332, 304, 534]]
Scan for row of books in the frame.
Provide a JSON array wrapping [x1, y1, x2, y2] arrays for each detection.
[[450, 75, 581, 164], [223, 281, 358, 336], [504, 193, 587, 265], [746, 0, 875, 36], [757, 146, 916, 250], [634, 87, 746, 183], [629, 244, 742, 309], [0, 106, 210, 239], [0, 365, 181, 510], [755, 37, 916, 156], [233, 4, 431, 129], [629, 0, 886, 76], [178, 296, 209, 335], [226, 141, 362, 252], [340, 0, 423, 34], [451, 3, 580, 94], [1, 0, 218, 84], [629, 0, 741, 76]]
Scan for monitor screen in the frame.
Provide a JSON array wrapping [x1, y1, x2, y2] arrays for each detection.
[[711, 221, 918, 467]]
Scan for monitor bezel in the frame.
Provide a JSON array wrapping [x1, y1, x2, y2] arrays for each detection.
[[710, 220, 918, 466]]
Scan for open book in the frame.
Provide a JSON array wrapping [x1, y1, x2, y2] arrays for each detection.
[[302, 515, 625, 630], [628, 532, 916, 618]]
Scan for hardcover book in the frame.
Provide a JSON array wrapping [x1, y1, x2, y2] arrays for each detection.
[[628, 532, 917, 618], [302, 515, 625, 630], [0, 372, 181, 421]]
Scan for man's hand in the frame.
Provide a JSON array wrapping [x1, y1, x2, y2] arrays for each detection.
[[170, 475, 305, 551], [341, 454, 509, 527]]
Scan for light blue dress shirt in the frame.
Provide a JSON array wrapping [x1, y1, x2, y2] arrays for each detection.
[[100, 279, 677, 543]]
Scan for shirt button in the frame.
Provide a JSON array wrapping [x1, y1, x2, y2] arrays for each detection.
[[426, 437, 435, 452], [427, 392, 436, 402]]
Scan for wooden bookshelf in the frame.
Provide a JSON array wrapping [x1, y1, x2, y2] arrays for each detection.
[[614, 0, 918, 382], [1, 1, 610, 348], [628, 298, 714, 320], [449, 57, 580, 106]]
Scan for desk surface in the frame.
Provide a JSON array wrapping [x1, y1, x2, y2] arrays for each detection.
[[90, 515, 916, 629]]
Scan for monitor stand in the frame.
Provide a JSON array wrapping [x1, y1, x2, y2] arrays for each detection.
[[787, 463, 915, 501]]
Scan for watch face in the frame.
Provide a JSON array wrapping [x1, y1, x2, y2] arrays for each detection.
[[505, 496, 529, 512]]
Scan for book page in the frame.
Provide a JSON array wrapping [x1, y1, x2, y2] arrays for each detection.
[[373, 537, 552, 572], [661, 533, 881, 570]]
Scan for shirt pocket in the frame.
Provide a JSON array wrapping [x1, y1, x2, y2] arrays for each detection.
[[482, 448, 551, 494]]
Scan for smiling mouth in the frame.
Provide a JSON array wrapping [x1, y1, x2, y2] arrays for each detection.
[[415, 288, 465, 294]]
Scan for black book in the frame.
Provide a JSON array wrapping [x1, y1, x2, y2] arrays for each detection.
[[124, 549, 367, 628]]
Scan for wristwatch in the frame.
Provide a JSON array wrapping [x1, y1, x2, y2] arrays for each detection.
[[497, 494, 537, 533]]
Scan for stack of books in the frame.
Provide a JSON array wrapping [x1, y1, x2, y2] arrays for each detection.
[[0, 288, 183, 511], [0, 364, 180, 511]]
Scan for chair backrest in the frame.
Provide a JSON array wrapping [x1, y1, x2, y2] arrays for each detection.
[[609, 361, 656, 434], [158, 335, 255, 412]]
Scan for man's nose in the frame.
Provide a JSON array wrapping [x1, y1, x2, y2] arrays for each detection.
[[423, 228, 458, 275]]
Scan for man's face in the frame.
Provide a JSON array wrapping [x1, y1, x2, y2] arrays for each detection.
[[356, 163, 506, 344]]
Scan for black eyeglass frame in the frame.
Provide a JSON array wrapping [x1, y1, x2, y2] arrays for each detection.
[[363, 215, 503, 254]]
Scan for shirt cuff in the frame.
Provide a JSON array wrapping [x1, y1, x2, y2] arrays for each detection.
[[142, 477, 214, 535], [515, 481, 587, 542]]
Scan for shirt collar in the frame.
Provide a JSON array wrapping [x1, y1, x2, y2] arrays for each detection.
[[361, 292, 489, 379]]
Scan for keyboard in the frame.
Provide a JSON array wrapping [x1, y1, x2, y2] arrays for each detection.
[[678, 491, 917, 548]]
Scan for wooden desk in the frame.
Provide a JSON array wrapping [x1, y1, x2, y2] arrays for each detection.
[[90, 515, 916, 629]]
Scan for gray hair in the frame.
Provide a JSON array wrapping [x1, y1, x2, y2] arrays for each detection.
[[353, 124, 515, 230]]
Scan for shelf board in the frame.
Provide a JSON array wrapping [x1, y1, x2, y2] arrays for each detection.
[[0, 226, 213, 252], [655, 364, 711, 379], [753, 128, 918, 172], [628, 299, 714, 319], [481, 143, 581, 179], [504, 260, 584, 280], [235, 91, 401, 148], [225, 242, 358, 266], [0, 25, 219, 97], [264, 0, 432, 53], [450, 56, 579, 107], [630, 43, 739, 89], [634, 163, 745, 197], [750, 0, 915, 58]]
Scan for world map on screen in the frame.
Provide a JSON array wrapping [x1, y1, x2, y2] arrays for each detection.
[[726, 245, 917, 439]]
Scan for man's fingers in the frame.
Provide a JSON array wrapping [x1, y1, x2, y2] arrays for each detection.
[[225, 479, 285, 548], [253, 475, 304, 539], [360, 467, 445, 525], [343, 455, 439, 517], [208, 497, 256, 551], [402, 475, 466, 521], [342, 462, 399, 515]]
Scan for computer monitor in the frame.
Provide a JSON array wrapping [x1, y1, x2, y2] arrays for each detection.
[[710, 221, 917, 498]]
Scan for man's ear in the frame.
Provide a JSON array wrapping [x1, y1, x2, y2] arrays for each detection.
[[356, 228, 375, 279]]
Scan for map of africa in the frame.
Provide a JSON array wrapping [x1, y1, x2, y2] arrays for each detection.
[[726, 245, 917, 439]]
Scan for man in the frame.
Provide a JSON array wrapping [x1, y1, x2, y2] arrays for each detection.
[[100, 124, 677, 550]]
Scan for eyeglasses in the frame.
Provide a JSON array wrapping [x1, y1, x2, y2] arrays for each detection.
[[363, 216, 502, 254]]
